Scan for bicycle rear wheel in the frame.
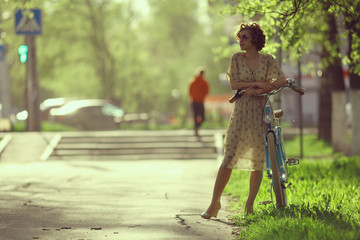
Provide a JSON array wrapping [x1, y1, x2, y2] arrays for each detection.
[[267, 132, 286, 207]]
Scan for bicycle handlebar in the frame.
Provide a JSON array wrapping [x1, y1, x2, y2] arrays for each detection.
[[229, 78, 306, 103], [229, 89, 246, 103], [292, 85, 305, 95]]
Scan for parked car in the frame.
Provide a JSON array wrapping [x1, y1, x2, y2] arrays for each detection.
[[50, 99, 125, 130], [40, 98, 73, 120], [15, 97, 71, 121], [119, 113, 150, 125]]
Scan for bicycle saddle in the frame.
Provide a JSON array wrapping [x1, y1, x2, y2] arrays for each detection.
[[274, 110, 283, 119]]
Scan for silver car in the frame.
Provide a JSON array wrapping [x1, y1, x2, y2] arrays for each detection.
[[50, 99, 125, 130]]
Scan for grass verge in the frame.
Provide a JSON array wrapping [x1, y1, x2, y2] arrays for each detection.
[[225, 135, 360, 240], [12, 121, 76, 131]]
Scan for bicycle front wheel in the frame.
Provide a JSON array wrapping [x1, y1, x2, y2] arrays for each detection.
[[267, 132, 286, 207]]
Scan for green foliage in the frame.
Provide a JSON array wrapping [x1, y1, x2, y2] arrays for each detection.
[[221, 0, 360, 76], [225, 136, 360, 240], [2, 0, 231, 116]]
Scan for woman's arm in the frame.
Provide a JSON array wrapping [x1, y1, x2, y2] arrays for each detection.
[[268, 77, 287, 91], [229, 78, 273, 92], [229, 79, 258, 90], [246, 78, 287, 96], [227, 53, 262, 90], [266, 54, 287, 91]]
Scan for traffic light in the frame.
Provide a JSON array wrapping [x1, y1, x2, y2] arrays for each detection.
[[18, 45, 28, 63]]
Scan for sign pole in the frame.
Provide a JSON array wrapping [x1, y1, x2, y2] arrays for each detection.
[[0, 45, 12, 118], [25, 35, 41, 131], [15, 9, 42, 131], [0, 23, 12, 118], [297, 55, 304, 158]]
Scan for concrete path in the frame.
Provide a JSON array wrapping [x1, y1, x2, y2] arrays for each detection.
[[0, 159, 237, 240], [0, 132, 55, 162]]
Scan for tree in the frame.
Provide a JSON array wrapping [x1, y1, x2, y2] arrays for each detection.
[[223, 0, 360, 154], [139, 0, 230, 117], [2, 0, 231, 121], [84, 0, 116, 99], [344, 1, 360, 155]]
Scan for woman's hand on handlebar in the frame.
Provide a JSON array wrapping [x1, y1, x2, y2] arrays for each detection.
[[245, 88, 265, 96], [255, 82, 273, 92]]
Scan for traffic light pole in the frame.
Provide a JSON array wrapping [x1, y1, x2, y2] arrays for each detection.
[[0, 15, 12, 118], [25, 35, 41, 131]]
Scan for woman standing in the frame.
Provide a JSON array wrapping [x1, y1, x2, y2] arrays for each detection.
[[201, 23, 287, 218]]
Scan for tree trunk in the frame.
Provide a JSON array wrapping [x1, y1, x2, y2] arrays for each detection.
[[273, 26, 282, 110], [86, 0, 116, 99], [350, 89, 360, 155], [331, 92, 348, 152], [348, 26, 360, 155], [327, 13, 347, 153], [318, 10, 347, 151], [318, 67, 332, 142]]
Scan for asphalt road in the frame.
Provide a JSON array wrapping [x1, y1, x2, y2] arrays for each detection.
[[0, 159, 236, 240]]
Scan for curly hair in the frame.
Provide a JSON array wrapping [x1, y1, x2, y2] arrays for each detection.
[[236, 23, 266, 51]]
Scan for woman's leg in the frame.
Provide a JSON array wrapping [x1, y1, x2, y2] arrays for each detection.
[[204, 165, 232, 213], [244, 170, 263, 214]]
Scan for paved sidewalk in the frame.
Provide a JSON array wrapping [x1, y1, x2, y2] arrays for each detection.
[[0, 159, 236, 240], [0, 127, 316, 239], [0, 132, 55, 162]]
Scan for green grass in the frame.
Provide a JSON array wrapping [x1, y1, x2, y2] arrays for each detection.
[[285, 134, 333, 158], [12, 121, 76, 131], [225, 135, 360, 240]]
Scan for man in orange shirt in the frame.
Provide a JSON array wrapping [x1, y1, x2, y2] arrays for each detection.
[[189, 68, 210, 136]]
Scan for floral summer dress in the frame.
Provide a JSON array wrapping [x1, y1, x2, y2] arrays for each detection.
[[222, 52, 285, 171]]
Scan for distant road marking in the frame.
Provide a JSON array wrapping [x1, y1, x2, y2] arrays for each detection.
[[40, 134, 61, 161]]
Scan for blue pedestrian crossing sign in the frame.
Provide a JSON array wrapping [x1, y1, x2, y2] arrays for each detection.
[[0, 45, 4, 61], [15, 9, 42, 35]]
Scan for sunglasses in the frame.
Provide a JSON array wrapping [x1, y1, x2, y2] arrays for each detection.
[[237, 33, 249, 41]]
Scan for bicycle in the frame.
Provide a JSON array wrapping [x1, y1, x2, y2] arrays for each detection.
[[229, 78, 305, 207]]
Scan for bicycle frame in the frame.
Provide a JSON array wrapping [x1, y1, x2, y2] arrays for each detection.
[[229, 78, 305, 207], [263, 97, 289, 206]]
